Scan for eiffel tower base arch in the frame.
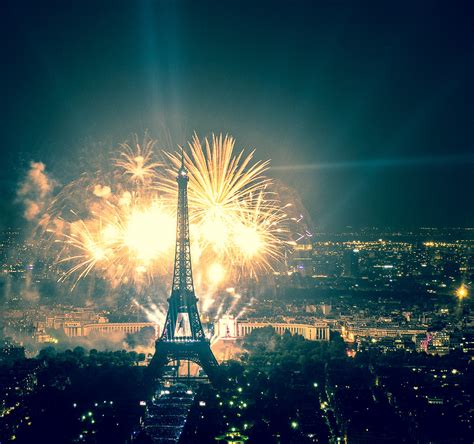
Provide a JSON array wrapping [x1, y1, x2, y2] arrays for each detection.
[[148, 339, 219, 384]]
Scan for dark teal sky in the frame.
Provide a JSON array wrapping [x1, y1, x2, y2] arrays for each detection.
[[2, 0, 473, 229]]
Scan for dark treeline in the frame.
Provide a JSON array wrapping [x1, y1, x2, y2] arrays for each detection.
[[1, 329, 472, 443]]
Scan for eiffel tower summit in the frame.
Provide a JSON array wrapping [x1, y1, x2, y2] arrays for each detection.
[[148, 151, 219, 383]]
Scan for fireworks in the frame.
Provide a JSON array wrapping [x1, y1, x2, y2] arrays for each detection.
[[57, 217, 110, 283], [231, 190, 286, 273], [42, 135, 175, 288], [54, 196, 176, 288], [161, 133, 286, 279], [114, 135, 162, 184], [42, 133, 287, 296], [207, 262, 226, 286], [163, 133, 271, 218]]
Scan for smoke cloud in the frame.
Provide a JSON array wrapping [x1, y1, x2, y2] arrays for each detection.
[[93, 184, 111, 198], [17, 161, 56, 221]]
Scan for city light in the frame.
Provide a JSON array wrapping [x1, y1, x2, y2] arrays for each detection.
[[456, 284, 468, 300]]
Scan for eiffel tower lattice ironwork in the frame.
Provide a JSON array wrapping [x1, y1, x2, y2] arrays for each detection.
[[148, 152, 219, 382]]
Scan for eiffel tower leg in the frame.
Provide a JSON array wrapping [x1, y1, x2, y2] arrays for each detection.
[[196, 346, 219, 382], [148, 340, 219, 385], [146, 344, 169, 386]]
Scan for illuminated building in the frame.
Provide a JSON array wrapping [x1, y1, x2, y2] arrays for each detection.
[[215, 430, 249, 443], [341, 324, 426, 342], [34, 332, 58, 344], [320, 303, 332, 315], [62, 321, 159, 338], [216, 315, 238, 338], [460, 333, 474, 357], [342, 249, 359, 278], [214, 315, 330, 341], [288, 243, 313, 277], [428, 331, 450, 355]]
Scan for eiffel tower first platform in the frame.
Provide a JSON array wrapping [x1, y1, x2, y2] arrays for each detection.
[[148, 153, 219, 383]]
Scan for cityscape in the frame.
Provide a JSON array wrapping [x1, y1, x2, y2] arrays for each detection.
[[2, 226, 472, 442], [1, 1, 473, 444]]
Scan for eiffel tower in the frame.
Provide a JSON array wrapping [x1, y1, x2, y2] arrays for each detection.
[[148, 152, 219, 382]]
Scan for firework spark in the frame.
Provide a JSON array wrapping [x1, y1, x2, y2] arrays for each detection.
[[42, 133, 287, 298], [163, 134, 270, 208], [161, 133, 286, 279], [42, 136, 175, 288], [114, 134, 162, 184], [53, 196, 175, 288]]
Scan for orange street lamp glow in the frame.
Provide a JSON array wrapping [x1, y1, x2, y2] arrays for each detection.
[[456, 284, 468, 300]]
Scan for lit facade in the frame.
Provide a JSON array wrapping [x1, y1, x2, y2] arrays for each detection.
[[215, 316, 330, 341], [63, 322, 159, 338], [341, 324, 426, 342]]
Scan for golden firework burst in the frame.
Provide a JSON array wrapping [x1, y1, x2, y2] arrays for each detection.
[[44, 133, 286, 290]]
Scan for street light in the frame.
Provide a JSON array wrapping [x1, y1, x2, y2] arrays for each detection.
[[456, 284, 468, 300]]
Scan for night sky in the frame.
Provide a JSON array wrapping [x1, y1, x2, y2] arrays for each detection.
[[2, 1, 473, 230]]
